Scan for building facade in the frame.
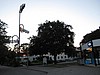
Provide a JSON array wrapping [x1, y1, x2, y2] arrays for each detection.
[[80, 29, 100, 66]]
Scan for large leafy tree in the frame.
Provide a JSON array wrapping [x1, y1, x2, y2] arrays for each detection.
[[29, 20, 75, 64], [29, 36, 48, 55], [0, 20, 10, 65]]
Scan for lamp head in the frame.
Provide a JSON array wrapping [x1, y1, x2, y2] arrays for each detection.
[[19, 4, 25, 13]]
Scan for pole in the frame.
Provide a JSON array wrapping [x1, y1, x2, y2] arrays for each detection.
[[27, 48, 28, 68], [19, 3, 25, 52], [19, 12, 21, 52]]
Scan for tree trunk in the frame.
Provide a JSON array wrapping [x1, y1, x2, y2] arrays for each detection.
[[54, 54, 57, 64]]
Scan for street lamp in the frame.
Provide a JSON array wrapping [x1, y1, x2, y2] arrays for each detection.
[[19, 4, 25, 51], [19, 4, 25, 13], [12, 35, 19, 44]]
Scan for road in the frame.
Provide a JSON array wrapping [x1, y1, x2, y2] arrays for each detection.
[[0, 66, 45, 75], [0, 64, 100, 75]]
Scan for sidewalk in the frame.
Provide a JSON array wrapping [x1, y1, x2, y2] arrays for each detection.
[[85, 64, 100, 68]]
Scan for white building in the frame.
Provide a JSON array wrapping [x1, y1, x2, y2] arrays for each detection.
[[19, 52, 74, 63]]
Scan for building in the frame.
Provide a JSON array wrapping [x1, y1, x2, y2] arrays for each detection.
[[19, 52, 75, 63], [80, 29, 100, 66]]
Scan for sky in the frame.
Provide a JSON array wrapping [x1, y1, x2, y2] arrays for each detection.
[[0, 0, 100, 47]]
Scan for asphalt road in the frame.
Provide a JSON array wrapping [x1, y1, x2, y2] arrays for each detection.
[[0, 66, 45, 75], [0, 65, 100, 75]]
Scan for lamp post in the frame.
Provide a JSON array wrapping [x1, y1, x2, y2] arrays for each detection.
[[19, 4, 25, 51]]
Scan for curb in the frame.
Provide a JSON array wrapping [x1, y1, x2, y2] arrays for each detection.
[[84, 64, 100, 68]]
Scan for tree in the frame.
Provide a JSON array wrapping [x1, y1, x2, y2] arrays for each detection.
[[20, 43, 29, 56], [29, 20, 75, 64], [0, 20, 10, 45], [29, 36, 48, 56], [0, 20, 10, 65], [0, 45, 8, 65]]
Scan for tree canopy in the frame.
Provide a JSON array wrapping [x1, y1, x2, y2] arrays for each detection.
[[0, 20, 10, 45], [29, 20, 75, 63], [0, 20, 11, 65]]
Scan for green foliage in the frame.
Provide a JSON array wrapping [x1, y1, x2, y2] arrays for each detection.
[[29, 36, 48, 55], [29, 20, 75, 63], [0, 45, 17, 66], [0, 20, 16, 66], [0, 20, 10, 45], [0, 45, 8, 65]]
